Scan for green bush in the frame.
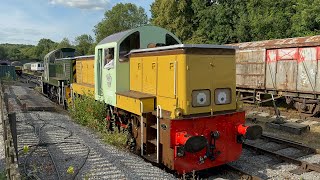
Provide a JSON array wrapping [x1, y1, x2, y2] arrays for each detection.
[[69, 92, 106, 128], [69, 92, 127, 148]]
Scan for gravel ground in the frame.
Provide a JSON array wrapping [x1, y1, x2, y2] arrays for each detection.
[[229, 138, 320, 180], [6, 85, 176, 179], [4, 83, 320, 180]]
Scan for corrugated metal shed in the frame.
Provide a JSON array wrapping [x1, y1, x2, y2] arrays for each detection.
[[231, 35, 320, 50], [0, 65, 17, 80]]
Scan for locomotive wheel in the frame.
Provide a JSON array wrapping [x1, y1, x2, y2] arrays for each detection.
[[106, 109, 112, 132]]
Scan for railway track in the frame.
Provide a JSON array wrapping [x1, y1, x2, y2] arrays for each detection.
[[20, 73, 42, 86], [242, 133, 320, 178]]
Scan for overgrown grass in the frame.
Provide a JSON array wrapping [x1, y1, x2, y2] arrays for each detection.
[[68, 92, 127, 148]]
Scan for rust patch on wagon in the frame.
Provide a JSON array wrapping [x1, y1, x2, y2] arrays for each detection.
[[229, 35, 320, 50]]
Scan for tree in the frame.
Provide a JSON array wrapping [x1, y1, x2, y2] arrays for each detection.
[[35, 38, 57, 60], [75, 34, 94, 55], [21, 46, 38, 60], [56, 38, 72, 49], [291, 0, 320, 36], [151, 0, 303, 44], [7, 48, 22, 61], [0, 46, 6, 60], [246, 0, 296, 41], [94, 3, 148, 43], [151, 0, 195, 43]]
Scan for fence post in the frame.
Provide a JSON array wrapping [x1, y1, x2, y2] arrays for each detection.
[[8, 112, 18, 159]]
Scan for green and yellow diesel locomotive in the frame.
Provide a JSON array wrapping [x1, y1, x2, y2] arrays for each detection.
[[42, 48, 77, 104], [42, 25, 262, 174]]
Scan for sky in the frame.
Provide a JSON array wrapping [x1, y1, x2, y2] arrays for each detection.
[[0, 0, 154, 45]]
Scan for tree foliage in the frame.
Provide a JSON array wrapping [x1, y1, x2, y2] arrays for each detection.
[[0, 46, 6, 60], [35, 38, 58, 60], [94, 3, 148, 43], [4, 1, 320, 63], [75, 34, 94, 55], [151, 0, 194, 42], [151, 0, 320, 44], [56, 38, 72, 49]]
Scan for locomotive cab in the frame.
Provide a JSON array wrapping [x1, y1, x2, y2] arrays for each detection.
[[94, 26, 181, 106]]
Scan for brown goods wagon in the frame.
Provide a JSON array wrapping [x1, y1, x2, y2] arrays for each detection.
[[233, 35, 320, 116]]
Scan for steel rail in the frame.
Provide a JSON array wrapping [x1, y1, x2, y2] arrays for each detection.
[[243, 136, 320, 174], [260, 134, 317, 154]]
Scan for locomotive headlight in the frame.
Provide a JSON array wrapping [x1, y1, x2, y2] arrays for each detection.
[[215, 88, 231, 105], [192, 90, 211, 107]]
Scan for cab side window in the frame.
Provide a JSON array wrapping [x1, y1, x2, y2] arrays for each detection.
[[119, 31, 140, 62], [166, 34, 179, 46], [104, 48, 115, 69]]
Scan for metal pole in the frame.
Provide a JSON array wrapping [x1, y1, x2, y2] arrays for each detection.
[[156, 105, 162, 163], [70, 84, 74, 108], [173, 61, 177, 97], [140, 102, 143, 156], [62, 82, 65, 107], [58, 82, 61, 105], [8, 113, 18, 158]]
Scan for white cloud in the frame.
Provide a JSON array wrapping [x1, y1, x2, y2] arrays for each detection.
[[50, 0, 110, 10]]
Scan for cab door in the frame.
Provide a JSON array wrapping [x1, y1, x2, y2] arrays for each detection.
[[96, 49, 103, 96]]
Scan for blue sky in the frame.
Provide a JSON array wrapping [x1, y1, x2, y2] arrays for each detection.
[[0, 0, 154, 45]]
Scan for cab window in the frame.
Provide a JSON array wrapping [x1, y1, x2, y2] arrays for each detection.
[[119, 31, 140, 62], [166, 34, 179, 46], [104, 48, 115, 69]]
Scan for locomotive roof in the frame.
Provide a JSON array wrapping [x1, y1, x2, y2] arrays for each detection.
[[44, 48, 76, 59], [56, 55, 95, 61], [230, 35, 320, 50], [98, 29, 131, 45], [97, 25, 180, 46], [129, 44, 237, 54]]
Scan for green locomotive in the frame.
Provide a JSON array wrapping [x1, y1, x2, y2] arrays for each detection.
[[42, 48, 76, 105]]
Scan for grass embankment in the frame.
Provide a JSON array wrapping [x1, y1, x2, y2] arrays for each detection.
[[69, 93, 127, 148]]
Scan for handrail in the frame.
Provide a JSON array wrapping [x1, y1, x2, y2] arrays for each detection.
[[173, 61, 177, 96], [156, 105, 162, 163], [140, 102, 144, 156]]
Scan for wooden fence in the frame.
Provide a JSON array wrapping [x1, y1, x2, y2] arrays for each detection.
[[1, 81, 20, 179]]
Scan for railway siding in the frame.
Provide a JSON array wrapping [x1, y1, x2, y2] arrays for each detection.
[[5, 83, 175, 179], [3, 81, 320, 179]]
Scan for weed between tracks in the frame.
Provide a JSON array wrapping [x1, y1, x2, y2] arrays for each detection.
[[68, 92, 127, 149]]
